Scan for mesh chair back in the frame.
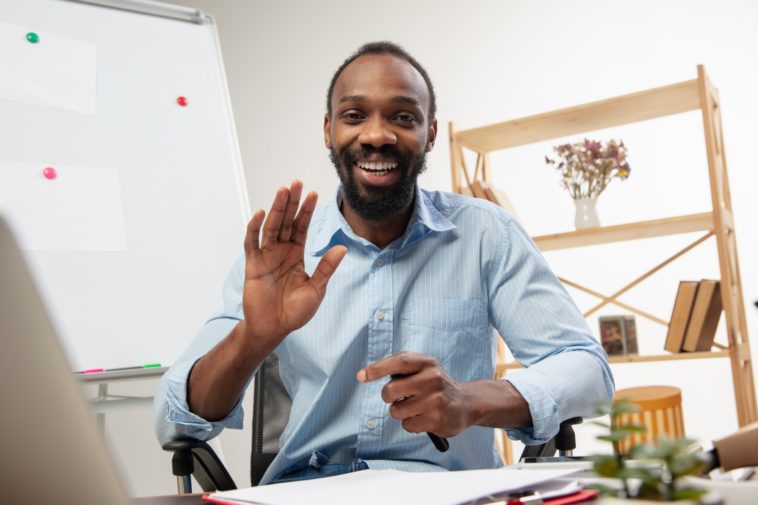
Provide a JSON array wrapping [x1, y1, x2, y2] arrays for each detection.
[[250, 352, 292, 486]]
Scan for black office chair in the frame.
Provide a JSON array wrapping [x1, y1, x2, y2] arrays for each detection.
[[519, 416, 583, 462], [162, 355, 581, 493], [162, 352, 291, 493]]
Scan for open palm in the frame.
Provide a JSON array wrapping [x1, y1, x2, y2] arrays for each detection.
[[242, 180, 346, 351]]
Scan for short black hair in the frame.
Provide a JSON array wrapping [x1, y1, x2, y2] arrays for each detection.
[[326, 41, 436, 121]]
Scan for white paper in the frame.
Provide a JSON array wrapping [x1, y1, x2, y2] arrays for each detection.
[[0, 161, 126, 251], [0, 20, 96, 115], [208, 467, 579, 505]]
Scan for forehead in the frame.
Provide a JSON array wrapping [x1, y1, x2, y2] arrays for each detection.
[[331, 54, 430, 112]]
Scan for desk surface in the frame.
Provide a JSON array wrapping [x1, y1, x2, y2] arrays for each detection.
[[132, 494, 204, 504]]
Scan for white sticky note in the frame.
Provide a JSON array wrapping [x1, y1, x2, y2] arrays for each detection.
[[0, 161, 126, 251], [0, 20, 96, 115]]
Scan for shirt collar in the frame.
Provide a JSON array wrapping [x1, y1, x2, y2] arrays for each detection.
[[309, 185, 456, 256]]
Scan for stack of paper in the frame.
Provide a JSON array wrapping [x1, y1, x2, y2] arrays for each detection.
[[204, 467, 581, 505]]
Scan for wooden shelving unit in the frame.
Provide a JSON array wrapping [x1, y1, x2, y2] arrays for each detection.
[[497, 350, 731, 373], [449, 65, 756, 459]]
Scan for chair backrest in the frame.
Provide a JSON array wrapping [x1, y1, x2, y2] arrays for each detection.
[[250, 352, 292, 486]]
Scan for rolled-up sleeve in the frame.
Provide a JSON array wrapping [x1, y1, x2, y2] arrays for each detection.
[[154, 255, 251, 445], [487, 218, 615, 444]]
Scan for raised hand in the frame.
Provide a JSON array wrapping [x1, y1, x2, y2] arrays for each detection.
[[242, 180, 347, 352]]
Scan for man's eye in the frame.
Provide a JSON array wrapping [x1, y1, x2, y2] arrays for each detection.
[[394, 113, 416, 124], [342, 112, 364, 122]]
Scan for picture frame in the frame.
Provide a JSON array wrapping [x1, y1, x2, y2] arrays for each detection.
[[599, 315, 638, 356]]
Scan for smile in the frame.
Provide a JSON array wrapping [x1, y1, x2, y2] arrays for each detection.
[[356, 161, 398, 176]]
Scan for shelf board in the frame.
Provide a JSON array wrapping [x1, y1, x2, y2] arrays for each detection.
[[532, 212, 713, 251], [456, 79, 701, 153], [497, 350, 730, 373]]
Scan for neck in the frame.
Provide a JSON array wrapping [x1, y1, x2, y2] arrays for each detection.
[[341, 197, 414, 250]]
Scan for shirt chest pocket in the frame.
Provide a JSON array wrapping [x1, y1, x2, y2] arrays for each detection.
[[397, 298, 491, 381]]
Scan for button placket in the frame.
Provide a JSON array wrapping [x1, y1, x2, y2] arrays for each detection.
[[358, 252, 394, 456]]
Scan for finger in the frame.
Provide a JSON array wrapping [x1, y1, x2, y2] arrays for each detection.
[[357, 352, 437, 383], [261, 187, 289, 249], [381, 374, 415, 404], [388, 393, 426, 421], [278, 180, 303, 242], [401, 415, 438, 435], [308, 245, 347, 295], [243, 209, 265, 261], [292, 191, 318, 246]]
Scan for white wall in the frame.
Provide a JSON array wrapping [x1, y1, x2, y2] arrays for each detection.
[[110, 0, 758, 496]]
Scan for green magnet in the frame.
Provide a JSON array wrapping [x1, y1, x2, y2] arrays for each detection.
[[26, 32, 40, 43]]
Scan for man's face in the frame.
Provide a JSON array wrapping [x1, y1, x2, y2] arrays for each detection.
[[324, 54, 437, 221]]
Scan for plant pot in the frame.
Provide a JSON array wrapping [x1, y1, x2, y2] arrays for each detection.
[[574, 197, 600, 229]]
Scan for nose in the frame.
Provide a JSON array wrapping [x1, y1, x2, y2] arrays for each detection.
[[358, 116, 397, 148]]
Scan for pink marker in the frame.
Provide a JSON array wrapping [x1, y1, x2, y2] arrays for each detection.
[[83, 368, 105, 374], [42, 166, 57, 180]]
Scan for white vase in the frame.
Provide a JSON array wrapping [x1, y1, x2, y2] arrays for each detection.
[[574, 197, 600, 229]]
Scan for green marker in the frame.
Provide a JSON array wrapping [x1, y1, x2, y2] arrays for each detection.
[[143, 363, 161, 368], [26, 32, 40, 44]]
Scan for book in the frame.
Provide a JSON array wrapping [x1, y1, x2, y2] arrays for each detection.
[[664, 280, 699, 353], [682, 279, 722, 352], [599, 315, 637, 356]]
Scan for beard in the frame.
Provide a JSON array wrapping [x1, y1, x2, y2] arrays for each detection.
[[329, 144, 427, 222]]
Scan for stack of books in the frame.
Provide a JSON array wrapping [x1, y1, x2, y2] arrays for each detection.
[[664, 279, 723, 353]]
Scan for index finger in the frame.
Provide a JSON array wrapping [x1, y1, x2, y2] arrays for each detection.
[[357, 352, 437, 383]]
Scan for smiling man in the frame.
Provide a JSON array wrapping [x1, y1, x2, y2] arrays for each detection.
[[154, 41, 614, 485]]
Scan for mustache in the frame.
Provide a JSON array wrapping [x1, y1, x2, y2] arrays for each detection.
[[340, 145, 410, 166]]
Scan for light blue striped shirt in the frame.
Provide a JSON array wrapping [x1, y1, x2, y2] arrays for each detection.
[[154, 186, 614, 484]]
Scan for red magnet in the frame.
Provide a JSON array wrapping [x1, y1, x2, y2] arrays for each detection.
[[176, 96, 188, 107], [42, 166, 57, 180]]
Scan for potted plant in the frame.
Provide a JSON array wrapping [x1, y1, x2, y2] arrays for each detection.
[[545, 138, 630, 229], [589, 399, 712, 503]]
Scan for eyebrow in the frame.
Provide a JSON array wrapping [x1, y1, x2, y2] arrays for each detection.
[[339, 95, 422, 107]]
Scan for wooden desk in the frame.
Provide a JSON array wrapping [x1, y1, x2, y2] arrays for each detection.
[[132, 494, 204, 504]]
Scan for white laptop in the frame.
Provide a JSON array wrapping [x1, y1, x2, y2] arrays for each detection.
[[0, 216, 132, 504]]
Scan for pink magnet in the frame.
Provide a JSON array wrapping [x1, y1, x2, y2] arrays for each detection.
[[177, 96, 188, 107], [42, 167, 57, 180]]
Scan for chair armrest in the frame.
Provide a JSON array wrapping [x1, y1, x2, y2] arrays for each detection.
[[162, 438, 236, 492], [519, 417, 584, 461]]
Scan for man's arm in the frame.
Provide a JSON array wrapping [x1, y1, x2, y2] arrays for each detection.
[[357, 215, 613, 443], [162, 180, 347, 423]]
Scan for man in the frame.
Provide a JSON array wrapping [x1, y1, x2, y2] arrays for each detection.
[[154, 41, 614, 485]]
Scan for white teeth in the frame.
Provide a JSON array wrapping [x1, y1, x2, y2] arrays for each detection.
[[357, 161, 398, 172]]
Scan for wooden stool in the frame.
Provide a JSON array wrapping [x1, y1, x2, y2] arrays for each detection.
[[613, 385, 684, 454]]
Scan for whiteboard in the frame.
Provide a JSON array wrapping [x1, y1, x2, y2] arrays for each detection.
[[0, 0, 249, 371]]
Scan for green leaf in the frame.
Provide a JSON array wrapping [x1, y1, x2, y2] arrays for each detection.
[[584, 483, 622, 497], [597, 434, 627, 443], [590, 420, 611, 430], [672, 486, 707, 501], [610, 399, 641, 415], [610, 424, 646, 437], [590, 455, 621, 477]]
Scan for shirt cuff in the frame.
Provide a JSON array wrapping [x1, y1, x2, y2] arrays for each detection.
[[163, 357, 244, 435], [503, 371, 559, 445]]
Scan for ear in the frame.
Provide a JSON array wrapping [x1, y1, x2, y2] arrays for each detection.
[[425, 119, 438, 152], [323, 114, 332, 149]]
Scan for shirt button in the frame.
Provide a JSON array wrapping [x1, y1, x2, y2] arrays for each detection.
[[376, 258, 385, 267], [375, 310, 385, 321], [366, 420, 376, 430]]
